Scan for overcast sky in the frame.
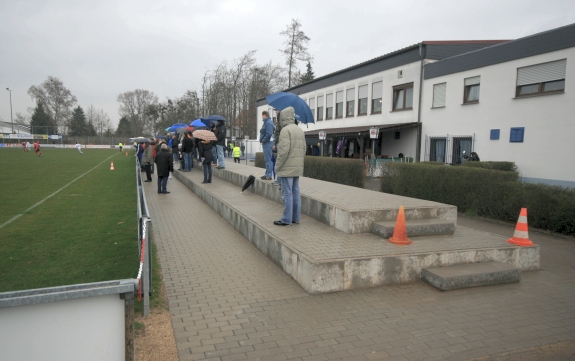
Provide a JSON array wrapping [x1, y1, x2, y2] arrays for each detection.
[[1, 0, 574, 129]]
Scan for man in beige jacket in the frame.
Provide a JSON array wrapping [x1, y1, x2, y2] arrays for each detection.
[[273, 106, 306, 226]]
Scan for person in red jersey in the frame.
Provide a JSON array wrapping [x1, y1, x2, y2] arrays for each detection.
[[33, 141, 42, 157], [21, 141, 28, 152]]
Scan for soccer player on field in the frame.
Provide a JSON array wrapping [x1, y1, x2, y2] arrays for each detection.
[[21, 141, 28, 152], [33, 141, 42, 157], [75, 142, 84, 155]]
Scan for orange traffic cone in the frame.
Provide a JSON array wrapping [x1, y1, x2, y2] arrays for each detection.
[[126, 151, 128, 156], [507, 208, 534, 246], [388, 206, 412, 245], [110, 162, 115, 171]]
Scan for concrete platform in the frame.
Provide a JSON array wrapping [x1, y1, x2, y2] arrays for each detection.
[[421, 261, 522, 291], [173, 163, 539, 294]]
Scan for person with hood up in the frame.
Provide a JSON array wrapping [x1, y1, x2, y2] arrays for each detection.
[[273, 106, 305, 226], [259, 110, 274, 180], [142, 141, 153, 182], [214, 120, 226, 169], [155, 143, 173, 194]]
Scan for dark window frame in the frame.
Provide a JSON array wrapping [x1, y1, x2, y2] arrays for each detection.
[[515, 79, 565, 98], [325, 93, 333, 120], [392, 82, 414, 111], [346, 100, 355, 117]]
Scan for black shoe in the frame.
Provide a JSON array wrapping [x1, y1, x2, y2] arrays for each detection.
[[157, 192, 161, 194], [144, 180, 152, 182], [292, 221, 300, 224], [261, 176, 272, 180], [201, 181, 207, 184], [273, 220, 290, 226], [162, 191, 170, 194]]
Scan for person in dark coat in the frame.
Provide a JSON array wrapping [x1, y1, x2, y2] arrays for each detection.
[[181, 132, 195, 172], [142, 141, 153, 182], [197, 139, 214, 184], [214, 120, 226, 169], [170, 134, 180, 167], [155, 143, 173, 194]]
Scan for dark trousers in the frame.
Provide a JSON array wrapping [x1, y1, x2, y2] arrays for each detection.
[[203, 163, 212, 183], [234, 157, 240, 163], [144, 164, 152, 181], [157, 176, 168, 193]]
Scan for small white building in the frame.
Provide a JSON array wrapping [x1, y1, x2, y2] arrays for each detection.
[[421, 23, 575, 187]]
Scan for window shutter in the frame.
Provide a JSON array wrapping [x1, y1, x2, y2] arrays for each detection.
[[326, 93, 333, 106], [346, 88, 354, 101], [464, 76, 480, 86], [358, 85, 368, 98], [517, 59, 566, 86], [433, 83, 446, 107], [317, 96, 324, 107], [372, 82, 383, 99], [309, 98, 315, 108], [336, 91, 343, 103], [510, 127, 525, 143]]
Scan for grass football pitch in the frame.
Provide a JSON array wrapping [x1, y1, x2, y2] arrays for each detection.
[[0, 147, 139, 292]]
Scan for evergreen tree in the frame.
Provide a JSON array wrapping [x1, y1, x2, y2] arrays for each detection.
[[300, 62, 315, 83], [30, 101, 55, 135], [115, 116, 132, 136], [68, 106, 88, 136]]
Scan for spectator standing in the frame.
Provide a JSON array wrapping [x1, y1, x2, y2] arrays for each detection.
[[198, 139, 214, 184], [214, 120, 226, 169], [181, 132, 195, 172], [136, 143, 144, 170], [273, 107, 305, 226], [170, 134, 180, 167], [233, 144, 241, 163], [75, 142, 84, 155], [273, 110, 282, 187], [142, 141, 153, 182], [119, 142, 123, 152], [155, 144, 173, 194], [259, 110, 274, 180]]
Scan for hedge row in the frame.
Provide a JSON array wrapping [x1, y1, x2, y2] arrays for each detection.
[[381, 163, 575, 236], [460, 161, 518, 173], [255, 153, 365, 188]]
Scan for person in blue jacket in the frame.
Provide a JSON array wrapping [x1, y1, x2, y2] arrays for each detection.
[[259, 110, 274, 180]]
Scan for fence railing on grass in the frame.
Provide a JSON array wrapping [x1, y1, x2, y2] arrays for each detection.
[[136, 159, 152, 317]]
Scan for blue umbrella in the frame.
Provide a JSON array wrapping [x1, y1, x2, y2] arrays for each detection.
[[266, 92, 315, 124], [206, 115, 227, 123], [190, 119, 207, 127], [166, 123, 188, 132]]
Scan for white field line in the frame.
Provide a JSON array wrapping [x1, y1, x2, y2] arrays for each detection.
[[0, 154, 119, 230]]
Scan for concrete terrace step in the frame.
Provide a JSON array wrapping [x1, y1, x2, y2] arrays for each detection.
[[173, 164, 539, 294], [372, 218, 456, 238], [203, 162, 458, 234], [422, 261, 521, 291]]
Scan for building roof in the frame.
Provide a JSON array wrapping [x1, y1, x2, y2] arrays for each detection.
[[303, 122, 418, 137], [256, 41, 508, 107], [424, 23, 575, 79]]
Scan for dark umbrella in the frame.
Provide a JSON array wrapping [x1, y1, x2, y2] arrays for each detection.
[[206, 114, 227, 123], [241, 173, 258, 193], [266, 92, 315, 124], [155, 135, 169, 140], [132, 137, 151, 143]]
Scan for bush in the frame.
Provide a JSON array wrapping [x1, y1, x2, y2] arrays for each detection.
[[460, 161, 518, 173], [381, 163, 575, 236]]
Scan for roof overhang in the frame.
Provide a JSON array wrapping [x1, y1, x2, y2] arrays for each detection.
[[304, 122, 418, 137]]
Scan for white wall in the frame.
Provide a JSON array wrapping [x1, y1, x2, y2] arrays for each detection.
[[421, 48, 575, 185], [0, 294, 125, 361]]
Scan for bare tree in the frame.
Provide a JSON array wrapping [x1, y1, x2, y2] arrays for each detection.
[[280, 19, 312, 88], [117, 89, 158, 135], [27, 76, 77, 134], [14, 112, 30, 126]]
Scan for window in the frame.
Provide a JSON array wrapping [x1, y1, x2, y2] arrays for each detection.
[[371, 81, 382, 114], [490, 129, 500, 140], [429, 137, 446, 163], [464, 76, 480, 103], [335, 91, 343, 118], [326, 93, 333, 120], [516, 59, 566, 97], [392, 83, 414, 111], [452, 136, 472, 164], [346, 88, 355, 117], [317, 95, 324, 121], [309, 98, 315, 119], [510, 127, 525, 142], [432, 83, 446, 108], [358, 85, 368, 115]]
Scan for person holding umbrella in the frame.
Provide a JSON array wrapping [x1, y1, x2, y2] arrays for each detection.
[[193, 130, 217, 184], [259, 110, 274, 180], [214, 120, 226, 169], [181, 131, 195, 172], [274, 106, 305, 226]]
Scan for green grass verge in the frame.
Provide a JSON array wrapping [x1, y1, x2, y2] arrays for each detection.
[[0, 148, 142, 292]]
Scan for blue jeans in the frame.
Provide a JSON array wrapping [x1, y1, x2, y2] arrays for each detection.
[[203, 163, 212, 183], [216, 145, 225, 168], [212, 147, 217, 165], [172, 150, 179, 164], [280, 177, 301, 224], [262, 142, 273, 178], [184, 152, 193, 171], [157, 176, 168, 193]]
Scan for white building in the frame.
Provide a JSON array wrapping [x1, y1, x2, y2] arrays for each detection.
[[421, 23, 575, 187], [257, 23, 574, 187], [257, 41, 506, 161]]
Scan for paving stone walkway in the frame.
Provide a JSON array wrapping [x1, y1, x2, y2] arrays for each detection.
[[145, 171, 575, 361]]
